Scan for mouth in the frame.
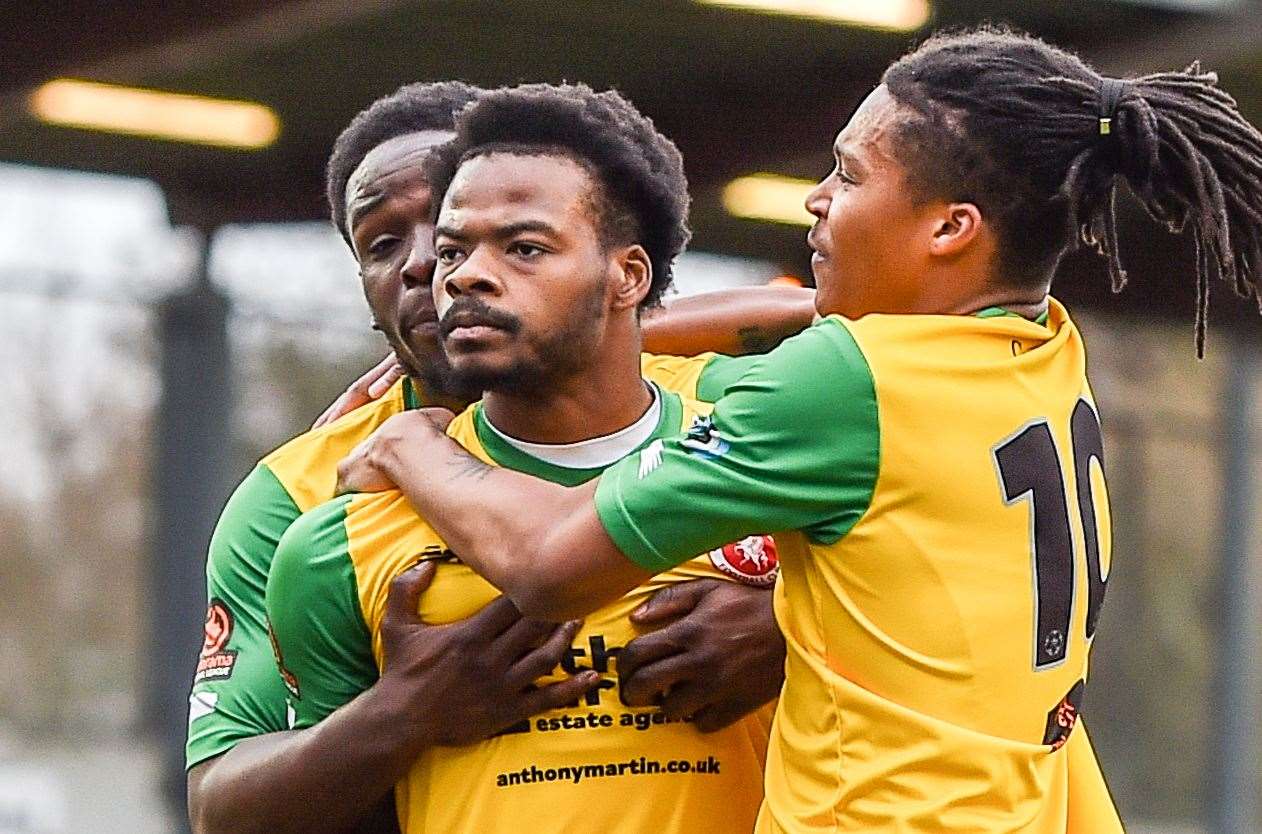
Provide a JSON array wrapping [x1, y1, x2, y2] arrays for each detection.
[[438, 304, 519, 348], [806, 225, 827, 257]]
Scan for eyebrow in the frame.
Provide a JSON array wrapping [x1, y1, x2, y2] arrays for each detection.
[[346, 192, 385, 233], [434, 219, 561, 240]]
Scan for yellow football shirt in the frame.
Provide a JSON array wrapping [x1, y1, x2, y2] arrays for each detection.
[[268, 385, 773, 834], [598, 299, 1120, 833]]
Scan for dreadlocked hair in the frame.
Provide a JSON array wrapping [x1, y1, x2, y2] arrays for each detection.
[[882, 25, 1262, 355], [424, 83, 690, 308]]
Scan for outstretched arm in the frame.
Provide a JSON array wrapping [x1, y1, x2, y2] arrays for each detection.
[[641, 285, 815, 357], [340, 319, 878, 621], [316, 286, 816, 426], [346, 412, 644, 620]]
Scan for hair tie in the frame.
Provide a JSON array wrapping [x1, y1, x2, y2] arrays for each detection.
[[1097, 78, 1129, 136]]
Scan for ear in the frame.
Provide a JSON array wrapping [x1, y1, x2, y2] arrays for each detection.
[[610, 244, 652, 311], [927, 202, 983, 259]]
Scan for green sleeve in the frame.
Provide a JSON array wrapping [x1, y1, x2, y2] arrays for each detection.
[[186, 464, 301, 769], [596, 317, 881, 572], [694, 354, 763, 403], [264, 496, 378, 729]]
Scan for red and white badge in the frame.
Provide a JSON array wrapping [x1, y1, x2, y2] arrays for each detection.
[[194, 599, 238, 683], [709, 535, 779, 587]]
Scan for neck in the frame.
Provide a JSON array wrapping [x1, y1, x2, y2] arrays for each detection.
[[407, 375, 477, 415], [916, 261, 1049, 319], [482, 336, 651, 445]]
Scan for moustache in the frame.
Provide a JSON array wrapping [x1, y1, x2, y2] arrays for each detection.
[[439, 298, 522, 339]]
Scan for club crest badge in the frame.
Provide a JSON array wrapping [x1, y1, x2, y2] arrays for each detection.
[[709, 535, 779, 587]]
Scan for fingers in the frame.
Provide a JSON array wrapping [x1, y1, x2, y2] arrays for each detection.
[[507, 620, 582, 686], [383, 562, 437, 625], [367, 359, 405, 398], [492, 617, 572, 669], [657, 680, 713, 723], [517, 671, 603, 717], [312, 392, 355, 429], [619, 650, 693, 708], [630, 579, 718, 625], [313, 354, 398, 428], [616, 629, 683, 693], [465, 594, 525, 637]]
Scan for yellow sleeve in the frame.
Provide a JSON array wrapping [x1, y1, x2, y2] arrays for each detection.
[[262, 378, 409, 512], [1065, 721, 1124, 834], [638, 352, 715, 400]]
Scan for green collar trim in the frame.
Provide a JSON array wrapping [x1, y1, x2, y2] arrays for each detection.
[[975, 306, 1050, 325], [402, 377, 422, 410], [472, 383, 683, 487]]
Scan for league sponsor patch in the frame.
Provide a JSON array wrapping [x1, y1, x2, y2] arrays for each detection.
[[708, 535, 779, 587], [1042, 679, 1085, 750], [194, 599, 238, 683], [680, 415, 730, 460]]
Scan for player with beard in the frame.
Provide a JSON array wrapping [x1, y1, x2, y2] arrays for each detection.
[[187, 81, 810, 834], [265, 83, 780, 834], [334, 26, 1262, 832]]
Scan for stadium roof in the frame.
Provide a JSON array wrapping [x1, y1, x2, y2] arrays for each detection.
[[3, 0, 1262, 328]]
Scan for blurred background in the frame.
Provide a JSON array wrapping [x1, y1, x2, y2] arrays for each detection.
[[1, 1, 1260, 832]]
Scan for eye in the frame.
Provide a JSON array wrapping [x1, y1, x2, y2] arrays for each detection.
[[508, 241, 545, 258], [436, 245, 465, 266], [366, 235, 400, 258], [837, 166, 858, 186]]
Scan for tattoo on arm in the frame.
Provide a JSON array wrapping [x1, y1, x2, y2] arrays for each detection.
[[445, 449, 494, 482], [737, 325, 777, 355]]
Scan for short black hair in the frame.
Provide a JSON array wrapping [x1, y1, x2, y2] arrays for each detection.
[[325, 81, 481, 245], [424, 83, 690, 308], [881, 25, 1262, 354]]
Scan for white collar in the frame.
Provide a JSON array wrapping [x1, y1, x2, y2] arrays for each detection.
[[483, 384, 661, 469]]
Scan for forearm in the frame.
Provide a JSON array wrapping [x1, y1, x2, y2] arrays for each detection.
[[642, 286, 816, 356], [373, 423, 645, 618], [189, 682, 422, 834]]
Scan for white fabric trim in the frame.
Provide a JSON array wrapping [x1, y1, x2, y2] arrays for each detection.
[[484, 384, 661, 469]]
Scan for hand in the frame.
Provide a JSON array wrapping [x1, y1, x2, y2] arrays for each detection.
[[377, 562, 601, 746], [312, 353, 405, 428], [617, 579, 785, 732], [336, 409, 457, 495]]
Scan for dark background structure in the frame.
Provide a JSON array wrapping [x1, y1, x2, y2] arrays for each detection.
[[2, 3, 1260, 833]]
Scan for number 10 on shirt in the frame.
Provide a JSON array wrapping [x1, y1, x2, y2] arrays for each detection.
[[993, 400, 1109, 670]]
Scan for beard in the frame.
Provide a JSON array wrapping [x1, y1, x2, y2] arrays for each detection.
[[406, 345, 485, 405], [444, 276, 607, 397]]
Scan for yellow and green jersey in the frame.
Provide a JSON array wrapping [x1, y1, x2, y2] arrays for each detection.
[[185, 352, 756, 769], [266, 385, 774, 834], [597, 300, 1119, 833], [185, 377, 416, 768]]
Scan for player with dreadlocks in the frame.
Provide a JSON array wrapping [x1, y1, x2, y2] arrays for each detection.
[[339, 27, 1262, 833], [879, 26, 1262, 356]]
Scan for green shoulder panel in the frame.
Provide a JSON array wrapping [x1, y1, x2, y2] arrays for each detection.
[[694, 353, 763, 404], [187, 463, 301, 769], [596, 317, 881, 572], [265, 495, 378, 729]]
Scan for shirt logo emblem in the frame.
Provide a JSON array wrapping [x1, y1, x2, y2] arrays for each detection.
[[708, 535, 779, 587]]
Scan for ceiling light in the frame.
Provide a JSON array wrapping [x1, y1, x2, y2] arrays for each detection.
[[699, 0, 929, 31], [29, 79, 280, 150], [722, 174, 817, 227]]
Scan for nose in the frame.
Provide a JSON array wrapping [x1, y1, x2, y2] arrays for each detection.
[[805, 177, 833, 221], [441, 247, 503, 300], [400, 232, 436, 291]]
